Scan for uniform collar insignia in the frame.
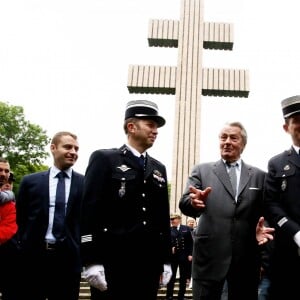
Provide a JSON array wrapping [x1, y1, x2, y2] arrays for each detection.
[[117, 164, 131, 172], [120, 144, 130, 155], [283, 164, 290, 171]]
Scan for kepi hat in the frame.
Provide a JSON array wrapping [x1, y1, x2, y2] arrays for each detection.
[[125, 100, 166, 127], [170, 213, 181, 220], [281, 95, 300, 118]]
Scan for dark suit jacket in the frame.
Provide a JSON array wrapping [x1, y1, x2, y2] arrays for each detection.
[[16, 169, 84, 272], [179, 159, 265, 281], [81, 144, 172, 267]]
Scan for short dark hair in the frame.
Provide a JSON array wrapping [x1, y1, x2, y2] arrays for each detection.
[[123, 118, 139, 134], [51, 131, 77, 145]]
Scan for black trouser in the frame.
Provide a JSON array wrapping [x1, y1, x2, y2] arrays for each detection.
[[166, 258, 190, 300], [20, 243, 81, 300]]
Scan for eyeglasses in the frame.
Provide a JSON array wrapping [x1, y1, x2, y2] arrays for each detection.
[[170, 218, 175, 220]]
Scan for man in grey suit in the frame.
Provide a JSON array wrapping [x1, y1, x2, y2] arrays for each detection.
[[16, 131, 84, 300], [179, 121, 274, 300]]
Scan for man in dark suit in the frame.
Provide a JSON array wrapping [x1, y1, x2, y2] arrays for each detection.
[[264, 95, 300, 300], [81, 100, 172, 300], [16, 131, 84, 300], [179, 121, 274, 300], [166, 213, 193, 300]]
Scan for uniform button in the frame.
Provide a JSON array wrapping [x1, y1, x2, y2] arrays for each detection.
[[142, 207, 146, 211], [142, 193, 145, 197], [103, 228, 108, 232], [143, 221, 147, 225], [144, 179, 146, 183]]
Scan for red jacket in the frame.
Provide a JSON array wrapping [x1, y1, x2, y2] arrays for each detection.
[[0, 201, 17, 245]]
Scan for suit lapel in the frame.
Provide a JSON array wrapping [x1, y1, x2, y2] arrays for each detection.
[[287, 147, 300, 168], [172, 226, 179, 237], [238, 161, 251, 196], [124, 151, 141, 171], [214, 160, 252, 200], [214, 160, 235, 198], [41, 171, 51, 219], [66, 171, 78, 215], [144, 154, 153, 178]]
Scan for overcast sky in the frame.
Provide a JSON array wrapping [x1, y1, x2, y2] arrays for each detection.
[[0, 0, 299, 177]]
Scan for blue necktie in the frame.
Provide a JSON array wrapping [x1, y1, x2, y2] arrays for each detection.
[[138, 155, 145, 170], [53, 171, 67, 240]]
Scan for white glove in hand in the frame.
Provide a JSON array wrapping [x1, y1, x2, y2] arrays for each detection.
[[161, 264, 172, 286], [83, 265, 107, 291]]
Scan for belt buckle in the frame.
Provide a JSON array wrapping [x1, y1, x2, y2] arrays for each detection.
[[45, 242, 56, 250]]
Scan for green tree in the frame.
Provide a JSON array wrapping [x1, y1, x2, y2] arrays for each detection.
[[0, 101, 50, 191]]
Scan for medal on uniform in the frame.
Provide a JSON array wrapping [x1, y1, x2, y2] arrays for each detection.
[[119, 181, 126, 197], [281, 179, 287, 191], [153, 170, 165, 183], [281, 165, 289, 191]]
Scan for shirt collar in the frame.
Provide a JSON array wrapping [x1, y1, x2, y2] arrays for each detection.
[[50, 166, 72, 178], [125, 143, 147, 158], [292, 145, 300, 155], [222, 158, 241, 169]]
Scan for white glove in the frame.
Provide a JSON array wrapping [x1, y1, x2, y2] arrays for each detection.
[[161, 264, 172, 286], [83, 264, 108, 291]]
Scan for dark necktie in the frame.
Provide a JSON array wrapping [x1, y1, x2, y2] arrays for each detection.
[[53, 171, 67, 240], [227, 162, 237, 196], [138, 155, 145, 170]]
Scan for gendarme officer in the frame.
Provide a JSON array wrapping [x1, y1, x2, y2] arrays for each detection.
[[81, 100, 172, 300], [264, 95, 300, 300], [166, 213, 193, 300]]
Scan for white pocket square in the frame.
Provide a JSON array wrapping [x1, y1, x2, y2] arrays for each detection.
[[249, 187, 260, 190]]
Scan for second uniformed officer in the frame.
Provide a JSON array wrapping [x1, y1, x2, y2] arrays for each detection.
[[81, 100, 172, 300], [166, 213, 193, 300]]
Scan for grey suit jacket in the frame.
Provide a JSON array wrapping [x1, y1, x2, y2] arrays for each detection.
[[179, 159, 265, 281]]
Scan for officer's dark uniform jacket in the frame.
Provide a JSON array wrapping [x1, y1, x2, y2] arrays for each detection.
[[264, 146, 300, 299], [265, 147, 300, 243], [81, 145, 172, 268], [170, 224, 193, 261], [166, 224, 193, 299]]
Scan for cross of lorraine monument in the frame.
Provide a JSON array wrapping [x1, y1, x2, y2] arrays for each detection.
[[127, 0, 249, 214]]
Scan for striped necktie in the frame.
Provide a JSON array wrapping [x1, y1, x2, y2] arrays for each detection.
[[227, 162, 237, 196]]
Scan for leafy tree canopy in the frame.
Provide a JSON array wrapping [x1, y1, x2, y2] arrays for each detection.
[[0, 101, 50, 191]]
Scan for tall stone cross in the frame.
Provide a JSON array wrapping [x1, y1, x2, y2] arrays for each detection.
[[127, 0, 249, 213]]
